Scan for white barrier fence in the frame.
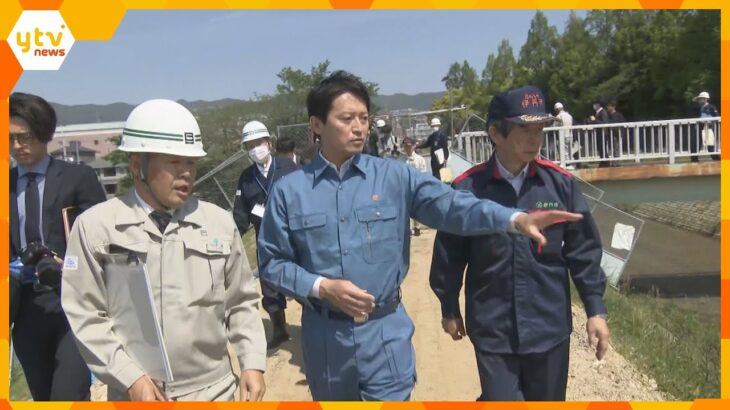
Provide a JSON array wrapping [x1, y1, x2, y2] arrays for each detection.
[[454, 117, 721, 167]]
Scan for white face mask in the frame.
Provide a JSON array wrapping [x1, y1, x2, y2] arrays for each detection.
[[248, 144, 270, 164]]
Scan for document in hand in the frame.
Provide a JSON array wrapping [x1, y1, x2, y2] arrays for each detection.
[[105, 262, 174, 382], [439, 166, 453, 183], [434, 148, 445, 165]]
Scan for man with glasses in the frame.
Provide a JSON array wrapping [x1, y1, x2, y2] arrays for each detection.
[[9, 92, 106, 400]]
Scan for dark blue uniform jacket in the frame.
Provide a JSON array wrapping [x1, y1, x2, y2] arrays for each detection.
[[233, 157, 298, 236], [429, 155, 607, 354]]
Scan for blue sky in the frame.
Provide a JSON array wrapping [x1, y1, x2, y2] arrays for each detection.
[[14, 9, 583, 105]]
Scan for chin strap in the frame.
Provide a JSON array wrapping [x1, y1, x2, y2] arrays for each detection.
[[138, 153, 171, 212]]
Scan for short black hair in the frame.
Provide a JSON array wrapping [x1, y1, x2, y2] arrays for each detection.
[[10, 92, 57, 143], [276, 136, 296, 154], [306, 70, 370, 124]]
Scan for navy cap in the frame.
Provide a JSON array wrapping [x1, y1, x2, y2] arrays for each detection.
[[487, 86, 555, 125]]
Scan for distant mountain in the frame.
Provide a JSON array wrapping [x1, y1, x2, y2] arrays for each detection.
[[51, 92, 445, 125], [373, 92, 444, 112]]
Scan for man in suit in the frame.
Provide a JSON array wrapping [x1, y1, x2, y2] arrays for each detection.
[[9, 92, 106, 400], [233, 120, 299, 349], [589, 100, 610, 167]]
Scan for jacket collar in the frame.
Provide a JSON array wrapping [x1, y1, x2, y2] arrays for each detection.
[[115, 190, 205, 235], [311, 150, 367, 183], [486, 154, 537, 183]]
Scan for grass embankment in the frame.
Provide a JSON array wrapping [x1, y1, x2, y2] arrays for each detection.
[[573, 284, 719, 399]]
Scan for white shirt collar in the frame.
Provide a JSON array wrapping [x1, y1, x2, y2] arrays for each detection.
[[495, 156, 528, 180], [319, 151, 354, 180], [495, 156, 530, 195]]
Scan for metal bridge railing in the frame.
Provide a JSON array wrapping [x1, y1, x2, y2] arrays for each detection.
[[454, 117, 721, 167]]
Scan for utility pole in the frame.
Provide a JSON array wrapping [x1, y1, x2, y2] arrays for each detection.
[[441, 74, 455, 140], [449, 86, 454, 140]]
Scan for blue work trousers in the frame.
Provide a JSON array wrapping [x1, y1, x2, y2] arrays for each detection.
[[300, 303, 416, 401]]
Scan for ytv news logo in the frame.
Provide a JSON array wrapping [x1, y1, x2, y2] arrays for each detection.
[[9, 11, 75, 70]]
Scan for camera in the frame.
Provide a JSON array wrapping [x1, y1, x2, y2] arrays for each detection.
[[20, 242, 62, 289]]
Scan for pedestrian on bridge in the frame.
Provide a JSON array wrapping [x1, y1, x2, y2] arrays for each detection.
[[257, 71, 584, 401], [589, 100, 610, 167], [693, 91, 720, 161], [553, 102, 574, 168], [430, 85, 610, 402], [606, 101, 626, 163]]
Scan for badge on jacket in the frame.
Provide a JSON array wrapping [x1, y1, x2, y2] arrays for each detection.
[[252, 203, 265, 218], [207, 238, 224, 253]]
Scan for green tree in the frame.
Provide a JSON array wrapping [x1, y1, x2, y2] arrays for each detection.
[[480, 39, 516, 114], [431, 61, 480, 133], [271, 60, 332, 125], [514, 11, 559, 91], [676, 10, 720, 115], [270, 61, 380, 125], [549, 12, 600, 121]]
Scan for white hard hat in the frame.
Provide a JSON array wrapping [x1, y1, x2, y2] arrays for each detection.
[[375, 119, 386, 128], [554, 102, 564, 110], [693, 91, 710, 101], [120, 99, 206, 157], [430, 118, 441, 126], [241, 120, 271, 144]]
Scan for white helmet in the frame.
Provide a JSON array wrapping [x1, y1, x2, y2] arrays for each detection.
[[430, 118, 441, 126], [241, 120, 271, 144], [554, 102, 564, 110], [120, 99, 206, 157], [693, 91, 710, 101], [375, 119, 386, 128]]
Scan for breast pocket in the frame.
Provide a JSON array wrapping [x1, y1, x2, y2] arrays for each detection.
[[530, 223, 565, 264], [288, 212, 328, 250], [183, 240, 231, 306], [96, 242, 150, 305], [97, 242, 149, 267], [355, 205, 400, 264]]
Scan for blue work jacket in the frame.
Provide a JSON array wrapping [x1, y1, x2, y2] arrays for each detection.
[[258, 153, 517, 309]]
